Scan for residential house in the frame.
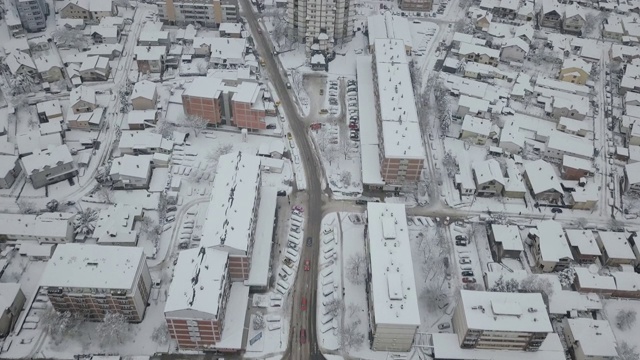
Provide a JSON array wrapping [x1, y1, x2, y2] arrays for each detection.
[[16, 132, 63, 157], [67, 107, 104, 130], [131, 80, 158, 110], [118, 131, 173, 155], [33, 55, 64, 83], [134, 46, 166, 74], [597, 231, 637, 266], [487, 224, 524, 260], [532, 220, 574, 272], [79, 56, 111, 81], [565, 229, 601, 264], [18, 243, 56, 260], [0, 155, 21, 189], [457, 43, 500, 67], [563, 4, 586, 35], [109, 155, 153, 189], [539, 0, 563, 29], [460, 115, 492, 145], [57, 18, 85, 30], [551, 96, 589, 120], [472, 159, 505, 196], [0, 212, 75, 244], [500, 37, 529, 63], [630, 123, 640, 146], [456, 165, 476, 196], [543, 131, 594, 164], [15, 0, 48, 33], [611, 272, 640, 299], [219, 22, 243, 38], [92, 204, 144, 246], [603, 17, 625, 41], [0, 283, 26, 338], [517, 2, 534, 21], [474, 12, 492, 31], [36, 100, 63, 123], [20, 145, 78, 189], [568, 183, 599, 211], [514, 23, 534, 43], [91, 26, 119, 44], [127, 110, 158, 130], [557, 117, 591, 137], [6, 11, 25, 38], [503, 158, 527, 198], [137, 30, 170, 47], [573, 267, 616, 295], [559, 57, 592, 85], [69, 85, 97, 114], [523, 159, 564, 203], [562, 155, 594, 180], [563, 318, 618, 360], [60, 0, 116, 22], [6, 51, 37, 79], [625, 162, 640, 193]]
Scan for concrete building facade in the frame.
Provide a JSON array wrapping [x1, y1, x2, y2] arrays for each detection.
[[157, 0, 238, 27], [15, 0, 48, 32]]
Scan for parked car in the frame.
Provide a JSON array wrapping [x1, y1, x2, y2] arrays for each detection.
[[277, 190, 287, 196], [459, 258, 471, 264], [306, 237, 313, 247], [349, 123, 359, 130], [461, 270, 474, 277], [300, 329, 307, 344], [462, 277, 477, 283], [286, 82, 291, 89], [355, 199, 367, 205], [301, 297, 307, 311], [293, 205, 304, 212], [166, 206, 177, 212], [455, 235, 467, 241], [437, 322, 451, 330], [455, 240, 467, 246], [551, 207, 563, 213], [266, 124, 277, 129], [304, 259, 310, 271]]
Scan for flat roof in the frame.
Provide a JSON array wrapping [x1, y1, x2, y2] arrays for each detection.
[[211, 283, 249, 350], [547, 131, 593, 159], [367, 203, 420, 327], [566, 318, 618, 357], [597, 231, 636, 260], [40, 244, 145, 290], [611, 271, 640, 292], [361, 144, 384, 186], [165, 247, 228, 318], [0, 212, 74, 239], [0, 283, 22, 312], [245, 186, 277, 287], [132, 80, 156, 101], [21, 144, 73, 174], [574, 267, 616, 290], [491, 224, 524, 252], [459, 290, 553, 333], [535, 220, 574, 263], [368, 12, 413, 49], [432, 333, 565, 360], [200, 152, 261, 253], [109, 154, 152, 180], [94, 204, 143, 245], [461, 115, 491, 136], [356, 55, 384, 186], [565, 229, 601, 256]]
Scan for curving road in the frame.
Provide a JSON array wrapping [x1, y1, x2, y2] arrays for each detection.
[[238, 1, 327, 359]]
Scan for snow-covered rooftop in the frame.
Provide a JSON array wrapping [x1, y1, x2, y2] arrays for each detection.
[[562, 57, 592, 74], [461, 115, 491, 137], [626, 162, 640, 185], [200, 152, 261, 253], [367, 203, 420, 327], [472, 158, 505, 186], [6, 51, 35, 74], [131, 80, 157, 101], [597, 231, 636, 261], [93, 204, 143, 245], [491, 224, 524, 252], [0, 155, 18, 178], [40, 244, 145, 290], [109, 154, 152, 180], [523, 160, 563, 195], [70, 85, 96, 107], [356, 55, 384, 185], [535, 220, 574, 263], [127, 110, 157, 127], [502, 37, 529, 52], [194, 37, 246, 61], [546, 131, 594, 159], [574, 267, 616, 290], [458, 42, 500, 58], [566, 318, 617, 358], [118, 131, 173, 152], [165, 247, 228, 319], [134, 46, 166, 61], [458, 290, 553, 333], [368, 12, 413, 49], [565, 229, 601, 256], [0, 213, 74, 239], [0, 283, 22, 313], [20, 144, 74, 174], [245, 186, 277, 287], [432, 333, 565, 360], [611, 271, 640, 292]]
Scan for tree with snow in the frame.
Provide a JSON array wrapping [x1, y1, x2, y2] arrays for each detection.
[[338, 318, 365, 350], [46, 199, 60, 212], [616, 309, 637, 331], [442, 151, 459, 179], [347, 302, 360, 318], [253, 313, 265, 330], [41, 308, 83, 345], [617, 341, 640, 360], [52, 28, 87, 50], [325, 298, 343, 318], [557, 266, 576, 288], [339, 131, 357, 160], [324, 145, 338, 166], [421, 283, 444, 313], [207, 143, 234, 165], [339, 170, 352, 188], [96, 186, 114, 204], [17, 199, 37, 214], [183, 114, 209, 137], [271, 9, 289, 49], [346, 252, 367, 285], [74, 208, 99, 235], [520, 275, 554, 305], [97, 312, 131, 348], [151, 323, 170, 344], [490, 275, 520, 293], [153, 119, 175, 138]]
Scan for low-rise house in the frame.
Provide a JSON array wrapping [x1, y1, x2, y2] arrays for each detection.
[[503, 158, 526, 198], [118, 131, 173, 155], [559, 57, 592, 85], [18, 243, 56, 260], [625, 162, 640, 193], [0, 155, 21, 189], [564, 318, 618, 360], [562, 155, 594, 180], [472, 159, 504, 196], [568, 183, 599, 210], [460, 115, 491, 145], [69, 85, 97, 114], [109, 155, 153, 189], [611, 272, 640, 299], [67, 107, 104, 130], [539, 0, 563, 29], [457, 43, 499, 66], [59, 0, 116, 22], [557, 117, 591, 137], [603, 17, 625, 41], [131, 80, 158, 110], [487, 224, 523, 260], [523, 159, 564, 203], [127, 110, 158, 130], [138, 30, 170, 47], [134, 46, 166, 74], [99, 16, 124, 30], [573, 266, 616, 295], [456, 164, 476, 196], [514, 23, 534, 43], [563, 4, 586, 35], [39, 121, 63, 137], [629, 123, 640, 146], [36, 100, 64, 123], [20, 145, 78, 189], [91, 25, 119, 44], [79, 56, 111, 81], [565, 229, 601, 264], [597, 231, 637, 266], [500, 37, 529, 62], [33, 55, 65, 83], [532, 220, 574, 272], [543, 131, 593, 164], [16, 132, 63, 157], [550, 96, 589, 120], [6, 51, 37, 79], [92, 204, 144, 246], [219, 22, 243, 38], [0, 212, 76, 243], [6, 11, 25, 38], [0, 283, 26, 338]]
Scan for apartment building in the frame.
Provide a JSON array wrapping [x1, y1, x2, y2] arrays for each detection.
[[287, 0, 354, 55], [371, 39, 425, 189], [40, 244, 152, 323], [365, 203, 420, 351], [20, 145, 78, 189], [157, 0, 238, 27], [182, 77, 266, 130], [15, 0, 48, 32], [0, 212, 75, 244], [452, 290, 553, 351], [59, 0, 116, 22]]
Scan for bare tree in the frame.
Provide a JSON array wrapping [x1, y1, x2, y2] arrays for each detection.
[[253, 313, 265, 330], [442, 151, 459, 178], [420, 283, 444, 313], [41, 308, 84, 345], [291, 70, 305, 94], [17, 199, 37, 214], [153, 119, 175, 138], [325, 298, 343, 318], [271, 10, 289, 49], [583, 11, 609, 37], [346, 252, 367, 285], [97, 312, 131, 348], [489, 275, 520, 292], [609, 218, 625, 232], [347, 303, 360, 318], [617, 309, 638, 331], [151, 323, 170, 344], [324, 145, 338, 166], [338, 318, 365, 350], [207, 143, 234, 164], [96, 186, 114, 204], [618, 342, 640, 360], [339, 130, 356, 160], [520, 275, 555, 305], [74, 208, 99, 235], [53, 28, 87, 49], [183, 114, 209, 137], [339, 170, 352, 187]]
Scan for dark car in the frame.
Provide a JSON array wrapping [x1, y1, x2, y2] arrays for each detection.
[[462, 270, 474, 277], [455, 235, 467, 241], [462, 277, 476, 283], [455, 240, 467, 246], [355, 199, 367, 205], [306, 237, 313, 247], [266, 124, 277, 129], [277, 190, 287, 197], [551, 207, 563, 213], [349, 123, 359, 130]]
